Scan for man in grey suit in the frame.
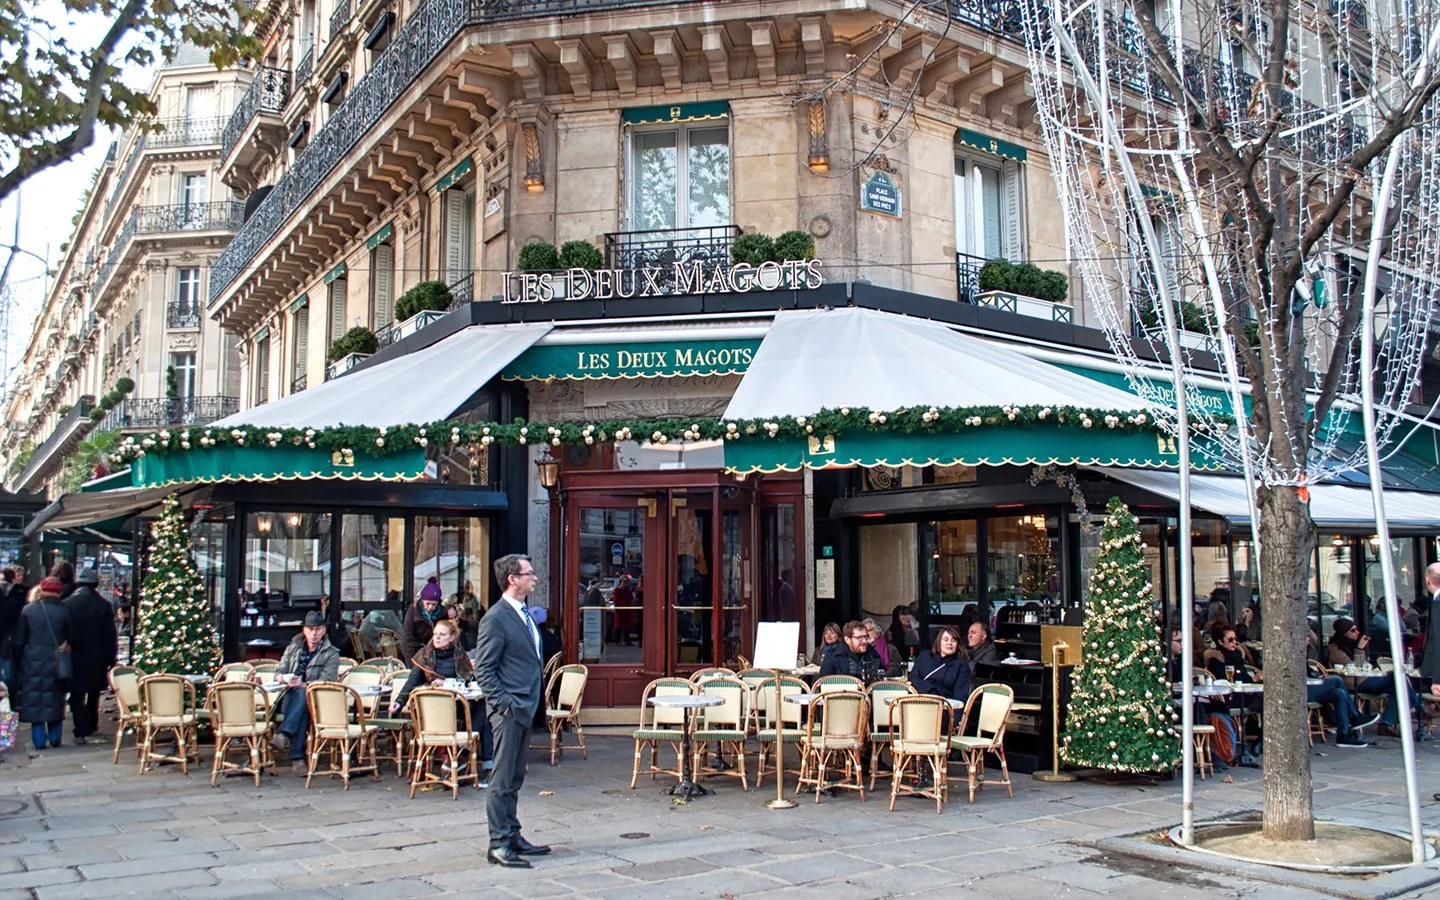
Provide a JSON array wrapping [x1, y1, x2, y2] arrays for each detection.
[[475, 553, 549, 867]]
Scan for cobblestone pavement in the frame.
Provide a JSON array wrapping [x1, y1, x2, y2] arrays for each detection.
[[3, 715, 1440, 899]]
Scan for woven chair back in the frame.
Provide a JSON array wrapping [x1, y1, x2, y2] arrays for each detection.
[[413, 689, 462, 736], [973, 684, 1014, 740], [309, 683, 353, 730], [1191, 667, 1214, 684], [650, 678, 693, 727], [697, 677, 746, 729], [217, 663, 254, 683], [869, 681, 914, 731], [754, 676, 806, 728], [214, 682, 263, 726], [141, 675, 187, 718], [818, 691, 866, 739], [110, 666, 143, 712], [362, 657, 405, 672], [894, 695, 945, 744], [377, 629, 402, 658], [816, 674, 864, 693], [251, 661, 280, 679], [342, 665, 386, 686], [554, 666, 588, 711], [689, 667, 736, 684], [736, 668, 771, 687]]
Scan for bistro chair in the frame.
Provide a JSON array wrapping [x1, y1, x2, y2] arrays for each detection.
[[630, 678, 693, 788], [1191, 722, 1217, 779], [215, 662, 255, 683], [342, 665, 389, 718], [349, 630, 376, 660], [795, 690, 868, 802], [544, 664, 589, 766], [137, 674, 200, 775], [108, 665, 146, 764], [208, 682, 275, 787], [1301, 661, 1329, 745], [888, 695, 949, 813], [867, 680, 916, 790], [250, 661, 281, 680], [815, 674, 864, 694], [376, 629, 403, 660], [362, 657, 406, 675], [949, 684, 1015, 803], [753, 675, 807, 789], [542, 651, 564, 689], [691, 676, 749, 790], [304, 682, 381, 790], [407, 688, 481, 799], [689, 667, 736, 685], [337, 657, 358, 675]]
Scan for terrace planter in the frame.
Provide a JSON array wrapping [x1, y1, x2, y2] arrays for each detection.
[[326, 351, 372, 380], [974, 290, 1074, 324]]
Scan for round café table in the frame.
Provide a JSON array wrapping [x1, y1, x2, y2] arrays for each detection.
[[648, 694, 724, 801]]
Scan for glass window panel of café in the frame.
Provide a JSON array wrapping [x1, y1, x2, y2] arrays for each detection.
[[1361, 537, 1416, 645], [190, 511, 227, 628], [921, 519, 979, 634], [986, 514, 1061, 623], [1191, 519, 1230, 618], [243, 512, 332, 619], [340, 514, 405, 646], [674, 506, 713, 666], [412, 517, 490, 613], [577, 507, 645, 666]]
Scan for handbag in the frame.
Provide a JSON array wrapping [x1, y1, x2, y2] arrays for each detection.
[[0, 706, 15, 752], [40, 604, 72, 681]]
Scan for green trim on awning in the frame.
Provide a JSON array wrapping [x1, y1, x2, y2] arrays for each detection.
[[132, 445, 426, 488], [957, 128, 1028, 162], [323, 261, 348, 284], [501, 338, 760, 381], [366, 223, 393, 249], [622, 102, 729, 126], [289, 293, 309, 313], [254, 326, 270, 342], [723, 425, 1199, 474], [434, 156, 473, 194]]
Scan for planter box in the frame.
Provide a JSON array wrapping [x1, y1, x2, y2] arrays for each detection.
[[326, 351, 372, 381], [392, 309, 446, 341], [974, 290, 1073, 324], [1145, 327, 1214, 354]]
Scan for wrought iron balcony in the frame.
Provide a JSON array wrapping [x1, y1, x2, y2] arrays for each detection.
[[148, 115, 225, 148], [12, 398, 93, 492], [167, 301, 202, 329], [955, 252, 986, 304], [296, 45, 315, 84], [602, 225, 742, 295], [291, 373, 308, 394], [220, 65, 292, 163], [134, 201, 246, 234], [447, 273, 474, 309], [330, 0, 353, 40], [101, 396, 240, 431]]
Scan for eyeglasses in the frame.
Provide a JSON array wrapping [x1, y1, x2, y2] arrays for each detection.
[[1222, 637, 1238, 644], [516, 570, 537, 578], [847, 633, 869, 641], [1347, 627, 1360, 634]]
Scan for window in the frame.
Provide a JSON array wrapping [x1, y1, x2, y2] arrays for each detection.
[[954, 154, 1023, 261], [291, 303, 309, 389], [255, 333, 270, 404], [170, 352, 196, 400], [181, 173, 207, 228], [442, 188, 474, 289], [1131, 208, 1183, 312], [628, 123, 730, 231], [371, 242, 394, 327], [173, 268, 200, 327], [184, 85, 215, 142], [328, 277, 347, 345]]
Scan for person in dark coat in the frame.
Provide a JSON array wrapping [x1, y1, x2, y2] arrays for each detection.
[[965, 621, 999, 673], [402, 577, 445, 661], [12, 577, 71, 750], [63, 568, 117, 745], [909, 625, 972, 703], [0, 568, 23, 685], [819, 620, 884, 684], [532, 607, 562, 666], [50, 560, 76, 600]]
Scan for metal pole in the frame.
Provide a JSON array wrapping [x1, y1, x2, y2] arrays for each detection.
[[766, 670, 795, 808]]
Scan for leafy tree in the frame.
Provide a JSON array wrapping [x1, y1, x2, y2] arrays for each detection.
[[0, 0, 259, 202]]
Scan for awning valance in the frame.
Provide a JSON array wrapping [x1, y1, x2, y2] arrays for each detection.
[[134, 445, 426, 489], [957, 128, 1028, 161], [622, 102, 729, 125], [24, 483, 185, 536], [213, 322, 552, 429], [502, 338, 759, 380]]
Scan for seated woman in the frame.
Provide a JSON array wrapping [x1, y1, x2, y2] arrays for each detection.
[[810, 622, 842, 666], [390, 619, 493, 771], [909, 625, 971, 705], [1327, 617, 1419, 739]]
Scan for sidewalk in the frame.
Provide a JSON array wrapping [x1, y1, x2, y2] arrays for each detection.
[[2, 723, 1440, 899]]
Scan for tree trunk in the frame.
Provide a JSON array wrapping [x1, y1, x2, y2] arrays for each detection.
[[1259, 483, 1316, 841]]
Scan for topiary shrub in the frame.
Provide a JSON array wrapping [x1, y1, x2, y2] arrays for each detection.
[[98, 393, 116, 411], [394, 280, 452, 322], [1038, 270, 1069, 303], [558, 240, 603, 271], [328, 326, 379, 362], [731, 233, 775, 265], [88, 407, 106, 422], [977, 259, 1014, 293], [517, 241, 560, 272], [773, 230, 815, 261], [114, 376, 135, 394]]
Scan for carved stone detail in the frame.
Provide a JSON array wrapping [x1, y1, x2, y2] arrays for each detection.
[[521, 122, 543, 192]]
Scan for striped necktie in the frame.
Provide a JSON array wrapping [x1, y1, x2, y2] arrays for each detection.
[[519, 604, 542, 661]]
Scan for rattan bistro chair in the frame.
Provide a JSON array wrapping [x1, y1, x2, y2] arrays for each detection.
[[137, 674, 200, 775], [949, 684, 1015, 803], [688, 667, 736, 684], [630, 678, 693, 788], [867, 680, 916, 789], [209, 682, 275, 786], [795, 690, 868, 802], [108, 665, 146, 763], [545, 664, 590, 766], [304, 682, 381, 790], [341, 665, 389, 718], [407, 688, 481, 799], [692, 676, 750, 790], [814, 674, 864, 694], [888, 695, 949, 813], [215, 662, 255, 683]]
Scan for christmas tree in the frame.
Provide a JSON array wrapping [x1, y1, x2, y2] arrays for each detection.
[[132, 494, 221, 674], [1060, 497, 1180, 774]]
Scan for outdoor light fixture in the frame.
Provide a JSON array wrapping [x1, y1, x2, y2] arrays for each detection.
[[287, 513, 302, 529], [256, 515, 272, 534], [1332, 535, 1345, 547], [535, 455, 560, 492]]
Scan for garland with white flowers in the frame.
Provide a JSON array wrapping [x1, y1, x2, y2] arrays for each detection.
[[109, 403, 1228, 465]]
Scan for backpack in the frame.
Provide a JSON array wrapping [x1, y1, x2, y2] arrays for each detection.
[[1207, 712, 1238, 764]]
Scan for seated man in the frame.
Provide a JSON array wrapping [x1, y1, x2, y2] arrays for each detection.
[[819, 620, 883, 685], [965, 621, 999, 672], [269, 611, 341, 775]]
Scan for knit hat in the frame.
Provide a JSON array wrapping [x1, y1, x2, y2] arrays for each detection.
[[530, 607, 548, 625], [419, 577, 443, 602], [38, 577, 63, 596]]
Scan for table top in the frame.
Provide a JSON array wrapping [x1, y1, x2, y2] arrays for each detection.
[[877, 693, 964, 708], [649, 694, 724, 709], [180, 674, 212, 684], [784, 692, 821, 704], [791, 665, 821, 676]]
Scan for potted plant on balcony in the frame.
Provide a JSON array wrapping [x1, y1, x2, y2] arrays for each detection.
[[389, 280, 452, 343], [1137, 300, 1216, 352], [326, 325, 380, 379], [973, 259, 1073, 323]]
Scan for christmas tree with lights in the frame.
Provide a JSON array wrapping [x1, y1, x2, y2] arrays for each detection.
[[132, 493, 221, 674], [1060, 497, 1180, 774]]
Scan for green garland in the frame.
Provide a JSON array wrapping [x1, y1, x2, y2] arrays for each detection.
[[109, 404, 1229, 465]]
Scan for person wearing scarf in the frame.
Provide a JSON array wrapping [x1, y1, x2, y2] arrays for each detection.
[[402, 577, 446, 661], [1328, 617, 1419, 739], [391, 618, 494, 769]]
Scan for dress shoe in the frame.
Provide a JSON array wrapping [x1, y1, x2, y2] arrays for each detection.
[[487, 846, 531, 868], [1433, 792, 1440, 802], [511, 836, 551, 855]]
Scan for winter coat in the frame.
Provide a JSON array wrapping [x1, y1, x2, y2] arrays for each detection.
[[967, 639, 999, 674], [401, 603, 442, 661], [0, 582, 23, 660], [1419, 591, 1440, 684], [819, 645, 884, 684], [12, 598, 71, 724], [909, 650, 972, 703], [64, 585, 118, 692], [275, 633, 340, 684]]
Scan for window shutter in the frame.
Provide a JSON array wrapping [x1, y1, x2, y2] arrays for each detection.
[[293, 311, 309, 379], [1160, 216, 1182, 304], [373, 243, 394, 326], [256, 338, 270, 404], [1002, 161, 1025, 261], [329, 278, 347, 343], [461, 189, 476, 274], [443, 190, 465, 282]]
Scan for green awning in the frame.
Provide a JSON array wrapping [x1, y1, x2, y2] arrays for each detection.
[[132, 445, 426, 488], [501, 338, 760, 381], [724, 424, 1198, 474], [434, 156, 473, 194], [323, 261, 348, 284], [289, 293, 309, 313], [255, 325, 270, 342], [622, 102, 729, 126], [366, 223, 393, 249], [957, 128, 1027, 161]]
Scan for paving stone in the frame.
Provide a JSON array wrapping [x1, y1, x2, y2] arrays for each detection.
[[21, 846, 123, 869], [180, 880, 295, 899], [0, 866, 80, 890], [77, 851, 223, 880], [117, 836, 237, 859], [749, 851, 876, 885], [330, 879, 444, 900], [616, 857, 717, 881], [34, 868, 218, 899]]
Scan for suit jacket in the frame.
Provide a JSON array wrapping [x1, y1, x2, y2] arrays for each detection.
[[474, 598, 544, 718], [1420, 591, 1440, 683]]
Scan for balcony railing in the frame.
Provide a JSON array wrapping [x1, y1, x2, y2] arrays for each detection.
[[447, 273, 474, 308], [955, 252, 987, 304], [100, 396, 240, 431], [329, 0, 353, 40], [602, 225, 742, 295], [220, 65, 292, 163], [291, 373, 308, 394], [296, 44, 315, 84], [97, 202, 245, 293], [149, 115, 226, 148], [167, 301, 201, 329], [12, 398, 93, 491]]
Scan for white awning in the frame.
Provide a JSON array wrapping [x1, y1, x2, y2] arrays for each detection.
[[723, 307, 1147, 419], [217, 322, 553, 428], [1087, 466, 1440, 532], [23, 484, 187, 536]]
